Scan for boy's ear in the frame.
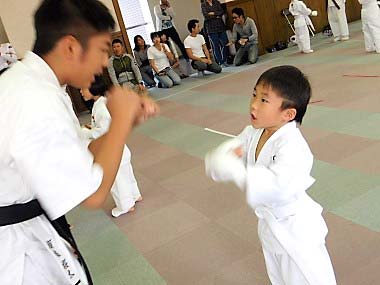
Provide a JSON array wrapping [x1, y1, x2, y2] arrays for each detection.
[[284, 108, 297, 122], [59, 35, 82, 60]]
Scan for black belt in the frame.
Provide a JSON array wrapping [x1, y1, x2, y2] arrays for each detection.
[[0, 199, 93, 284], [327, 0, 341, 10], [0, 199, 43, 226]]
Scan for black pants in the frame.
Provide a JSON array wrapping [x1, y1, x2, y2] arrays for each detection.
[[162, 26, 189, 60]]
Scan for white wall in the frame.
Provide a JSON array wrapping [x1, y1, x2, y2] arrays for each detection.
[[0, 0, 202, 57], [0, 0, 120, 57], [147, 0, 204, 41]]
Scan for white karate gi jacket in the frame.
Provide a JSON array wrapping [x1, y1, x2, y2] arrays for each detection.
[[206, 122, 336, 284], [289, 0, 315, 52], [0, 52, 103, 284], [289, 0, 315, 30]]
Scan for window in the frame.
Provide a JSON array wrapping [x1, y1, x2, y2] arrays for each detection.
[[118, 0, 155, 47]]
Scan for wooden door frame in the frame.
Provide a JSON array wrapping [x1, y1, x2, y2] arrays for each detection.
[[111, 0, 133, 53]]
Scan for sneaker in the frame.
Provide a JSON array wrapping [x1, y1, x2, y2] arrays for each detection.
[[303, 49, 314, 54]]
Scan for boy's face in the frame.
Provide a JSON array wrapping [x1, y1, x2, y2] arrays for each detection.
[[80, 88, 94, 101], [250, 82, 295, 132], [112, 43, 124, 56], [68, 33, 111, 89], [192, 23, 201, 34]]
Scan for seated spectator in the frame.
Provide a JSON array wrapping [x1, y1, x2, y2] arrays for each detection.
[[148, 32, 181, 88], [108, 39, 145, 91], [184, 19, 222, 76], [133, 35, 156, 88], [228, 7, 259, 66], [160, 31, 189, 79]]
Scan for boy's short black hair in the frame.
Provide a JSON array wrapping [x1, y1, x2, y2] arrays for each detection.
[[256, 65, 311, 124], [150, 32, 160, 41], [89, 75, 108, 96], [187, 19, 199, 33], [112, 39, 123, 46], [231, 8, 245, 18], [33, 0, 115, 56]]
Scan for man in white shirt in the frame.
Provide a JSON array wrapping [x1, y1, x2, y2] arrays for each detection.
[[184, 19, 222, 76], [0, 0, 158, 284]]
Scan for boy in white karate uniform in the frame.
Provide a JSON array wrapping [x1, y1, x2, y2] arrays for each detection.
[[81, 76, 142, 217], [358, 0, 380, 53], [289, 0, 318, 53], [0, 0, 158, 284], [327, 0, 350, 42], [205, 65, 336, 284]]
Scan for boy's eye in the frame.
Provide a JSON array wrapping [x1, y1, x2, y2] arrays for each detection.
[[261, 98, 269, 103], [252, 93, 256, 97]]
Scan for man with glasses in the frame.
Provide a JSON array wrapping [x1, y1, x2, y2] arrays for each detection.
[[228, 7, 259, 66]]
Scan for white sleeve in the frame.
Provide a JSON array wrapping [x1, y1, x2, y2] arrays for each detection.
[[88, 106, 111, 140], [147, 47, 154, 60], [184, 38, 191, 49], [299, 2, 312, 15], [154, 5, 172, 21], [11, 114, 103, 220], [246, 141, 315, 209], [200, 35, 206, 45], [167, 7, 176, 19], [205, 138, 247, 190], [235, 126, 255, 167]]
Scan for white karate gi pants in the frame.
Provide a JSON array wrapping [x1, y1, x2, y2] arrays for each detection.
[[111, 146, 141, 212], [361, 5, 380, 52], [262, 244, 335, 285], [328, 6, 349, 39], [295, 26, 311, 52]]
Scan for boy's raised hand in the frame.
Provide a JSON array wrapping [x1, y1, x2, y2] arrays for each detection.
[[205, 139, 247, 191], [106, 86, 143, 127]]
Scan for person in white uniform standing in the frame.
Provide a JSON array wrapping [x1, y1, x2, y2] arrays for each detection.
[[327, 0, 350, 42], [289, 0, 318, 53], [0, 0, 159, 284], [81, 76, 142, 217], [358, 0, 380, 53], [205, 65, 336, 284]]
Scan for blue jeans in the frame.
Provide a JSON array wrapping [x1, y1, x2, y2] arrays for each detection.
[[208, 31, 228, 65], [155, 67, 181, 88]]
